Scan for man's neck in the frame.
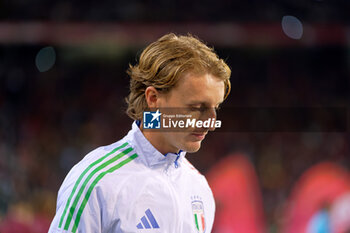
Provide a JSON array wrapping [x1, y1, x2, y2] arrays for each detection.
[[141, 130, 179, 155]]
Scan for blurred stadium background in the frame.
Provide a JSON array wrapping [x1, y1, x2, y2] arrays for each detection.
[[0, 0, 349, 232]]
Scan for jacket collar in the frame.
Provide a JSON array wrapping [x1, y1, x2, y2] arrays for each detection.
[[125, 121, 186, 168]]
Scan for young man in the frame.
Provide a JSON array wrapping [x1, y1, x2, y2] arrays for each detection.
[[49, 33, 231, 233]]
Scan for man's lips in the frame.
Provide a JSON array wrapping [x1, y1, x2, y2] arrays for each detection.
[[191, 132, 207, 140]]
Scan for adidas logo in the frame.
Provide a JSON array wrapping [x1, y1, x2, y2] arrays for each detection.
[[136, 209, 160, 229]]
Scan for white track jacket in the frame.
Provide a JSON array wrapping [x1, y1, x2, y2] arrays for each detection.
[[49, 121, 215, 233]]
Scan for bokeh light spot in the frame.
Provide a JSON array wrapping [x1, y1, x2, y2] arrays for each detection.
[[35, 46, 56, 72], [282, 15, 303, 40]]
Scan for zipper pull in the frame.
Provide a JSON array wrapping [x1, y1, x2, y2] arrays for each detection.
[[174, 154, 180, 168]]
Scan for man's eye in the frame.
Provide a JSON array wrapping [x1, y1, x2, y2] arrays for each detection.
[[190, 107, 201, 112], [190, 106, 214, 113]]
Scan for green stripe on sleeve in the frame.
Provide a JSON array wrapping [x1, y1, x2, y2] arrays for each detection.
[[64, 146, 133, 231], [72, 153, 138, 233], [59, 142, 128, 228]]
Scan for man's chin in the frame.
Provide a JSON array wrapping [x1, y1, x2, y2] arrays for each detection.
[[183, 141, 202, 153]]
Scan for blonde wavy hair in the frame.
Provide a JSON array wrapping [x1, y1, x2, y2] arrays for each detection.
[[126, 33, 231, 120]]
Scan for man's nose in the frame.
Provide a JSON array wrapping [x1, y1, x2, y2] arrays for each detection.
[[201, 108, 217, 131]]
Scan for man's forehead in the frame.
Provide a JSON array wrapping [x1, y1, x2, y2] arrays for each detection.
[[166, 72, 225, 104], [181, 88, 225, 106], [177, 72, 223, 87]]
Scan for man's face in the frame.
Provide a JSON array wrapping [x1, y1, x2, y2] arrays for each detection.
[[155, 72, 225, 153]]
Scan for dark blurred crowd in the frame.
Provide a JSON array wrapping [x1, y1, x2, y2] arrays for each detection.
[[0, 42, 349, 232], [1, 0, 350, 23]]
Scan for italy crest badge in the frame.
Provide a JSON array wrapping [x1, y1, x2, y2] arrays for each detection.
[[192, 200, 206, 233]]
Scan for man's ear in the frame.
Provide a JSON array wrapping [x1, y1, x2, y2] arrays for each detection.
[[145, 86, 159, 108]]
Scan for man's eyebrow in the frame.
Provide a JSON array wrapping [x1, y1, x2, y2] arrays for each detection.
[[187, 101, 208, 106], [187, 101, 223, 107]]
